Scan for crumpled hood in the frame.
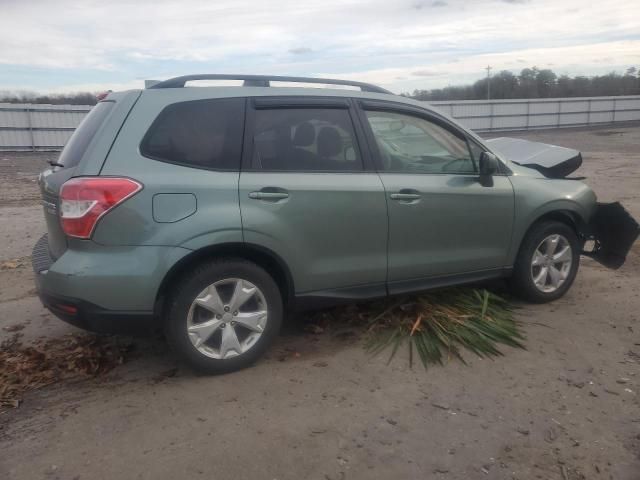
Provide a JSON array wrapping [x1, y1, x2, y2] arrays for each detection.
[[486, 137, 583, 179]]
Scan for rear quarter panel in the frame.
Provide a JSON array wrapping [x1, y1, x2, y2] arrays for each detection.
[[93, 89, 243, 249]]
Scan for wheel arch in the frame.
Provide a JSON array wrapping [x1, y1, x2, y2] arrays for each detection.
[[511, 208, 587, 266], [154, 242, 295, 318], [529, 209, 586, 235]]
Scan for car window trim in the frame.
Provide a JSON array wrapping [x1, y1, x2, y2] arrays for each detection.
[[240, 97, 371, 173], [252, 96, 350, 109], [357, 99, 511, 176], [139, 97, 247, 172], [356, 99, 481, 175]]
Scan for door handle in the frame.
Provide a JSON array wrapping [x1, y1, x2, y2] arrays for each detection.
[[248, 191, 289, 201], [390, 190, 421, 202]]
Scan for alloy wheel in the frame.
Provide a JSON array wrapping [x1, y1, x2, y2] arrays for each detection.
[[186, 278, 268, 359], [530, 234, 573, 293]]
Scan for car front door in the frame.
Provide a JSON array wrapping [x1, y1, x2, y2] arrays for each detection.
[[239, 97, 388, 299], [358, 101, 514, 295]]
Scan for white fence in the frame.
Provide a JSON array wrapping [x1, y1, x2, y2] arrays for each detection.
[[431, 95, 640, 132], [0, 103, 91, 151], [1, 95, 640, 151]]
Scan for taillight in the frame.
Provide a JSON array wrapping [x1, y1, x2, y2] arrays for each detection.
[[59, 177, 142, 239], [96, 90, 112, 101]]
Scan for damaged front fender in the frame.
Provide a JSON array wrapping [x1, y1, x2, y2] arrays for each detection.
[[583, 202, 639, 269]]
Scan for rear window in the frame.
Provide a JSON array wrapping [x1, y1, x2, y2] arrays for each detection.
[[58, 101, 114, 168], [140, 98, 245, 170]]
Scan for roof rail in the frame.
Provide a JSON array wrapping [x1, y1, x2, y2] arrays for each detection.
[[147, 74, 393, 94]]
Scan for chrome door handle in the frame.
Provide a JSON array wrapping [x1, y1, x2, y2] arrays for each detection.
[[249, 191, 289, 200], [390, 193, 421, 200]]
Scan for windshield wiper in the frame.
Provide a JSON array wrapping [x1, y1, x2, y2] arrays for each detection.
[[48, 160, 65, 168]]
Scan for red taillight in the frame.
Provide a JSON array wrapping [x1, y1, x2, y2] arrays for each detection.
[[96, 90, 112, 101], [59, 177, 142, 239], [53, 303, 78, 315]]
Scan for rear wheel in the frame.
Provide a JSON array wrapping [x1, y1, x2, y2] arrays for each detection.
[[165, 258, 283, 374], [511, 221, 580, 303]]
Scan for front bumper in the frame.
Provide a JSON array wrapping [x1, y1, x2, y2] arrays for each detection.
[[583, 202, 640, 269], [32, 234, 189, 334]]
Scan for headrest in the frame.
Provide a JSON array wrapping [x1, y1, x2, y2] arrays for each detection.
[[317, 127, 342, 157], [292, 122, 315, 147]]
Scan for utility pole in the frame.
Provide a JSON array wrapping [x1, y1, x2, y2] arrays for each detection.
[[486, 65, 492, 100]]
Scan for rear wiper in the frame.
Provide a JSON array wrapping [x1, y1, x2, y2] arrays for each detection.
[[48, 160, 65, 168]]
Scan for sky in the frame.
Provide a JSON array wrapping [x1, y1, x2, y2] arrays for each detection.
[[0, 0, 639, 95]]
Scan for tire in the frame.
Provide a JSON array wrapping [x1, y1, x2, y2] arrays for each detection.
[[165, 258, 283, 374], [510, 221, 581, 303]]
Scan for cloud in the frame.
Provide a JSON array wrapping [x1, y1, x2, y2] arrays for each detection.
[[288, 47, 313, 55], [412, 70, 444, 77], [0, 0, 638, 92]]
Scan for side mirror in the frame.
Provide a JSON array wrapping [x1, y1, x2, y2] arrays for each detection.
[[479, 152, 499, 176]]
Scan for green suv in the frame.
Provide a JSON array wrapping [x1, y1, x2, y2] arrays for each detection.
[[34, 74, 638, 373]]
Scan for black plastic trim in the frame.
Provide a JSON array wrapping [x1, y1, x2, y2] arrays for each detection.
[[583, 202, 639, 269], [387, 268, 509, 296], [252, 96, 350, 109], [293, 282, 387, 311], [293, 269, 511, 310], [36, 290, 155, 334]]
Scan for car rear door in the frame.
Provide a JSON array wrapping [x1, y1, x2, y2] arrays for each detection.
[[357, 100, 514, 294], [239, 97, 388, 298]]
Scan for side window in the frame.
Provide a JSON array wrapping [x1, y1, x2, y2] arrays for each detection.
[[364, 110, 476, 174], [141, 98, 244, 170], [251, 108, 362, 171]]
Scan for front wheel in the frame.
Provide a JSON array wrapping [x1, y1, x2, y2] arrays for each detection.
[[165, 258, 283, 374], [510, 221, 580, 303]]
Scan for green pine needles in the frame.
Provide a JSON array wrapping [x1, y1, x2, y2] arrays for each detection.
[[364, 289, 526, 368]]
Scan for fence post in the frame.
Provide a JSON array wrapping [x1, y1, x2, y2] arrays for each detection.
[[557, 100, 562, 128], [525, 100, 530, 130], [489, 102, 494, 131], [587, 99, 592, 125], [612, 98, 617, 124], [26, 105, 35, 152]]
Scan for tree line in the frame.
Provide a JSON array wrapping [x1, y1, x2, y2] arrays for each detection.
[[0, 91, 98, 105], [405, 67, 640, 101], [1, 67, 639, 104]]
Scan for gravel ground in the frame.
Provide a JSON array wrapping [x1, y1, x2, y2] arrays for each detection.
[[1, 125, 639, 480]]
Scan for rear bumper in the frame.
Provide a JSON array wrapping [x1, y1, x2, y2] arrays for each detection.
[[32, 234, 189, 334], [583, 202, 640, 269], [36, 289, 155, 334]]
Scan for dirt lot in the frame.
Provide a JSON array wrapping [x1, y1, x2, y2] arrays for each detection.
[[1, 125, 639, 480]]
